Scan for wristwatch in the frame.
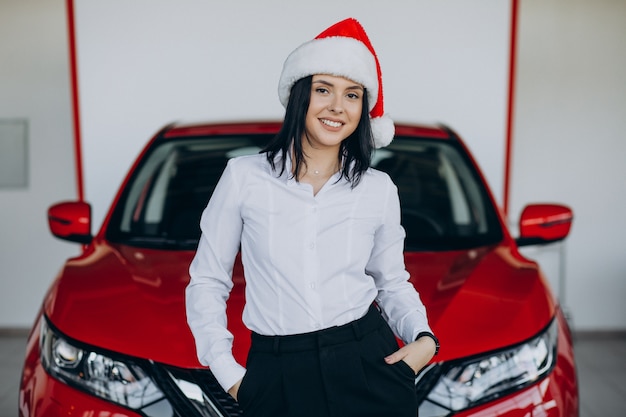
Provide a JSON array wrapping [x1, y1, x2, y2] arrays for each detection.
[[416, 332, 440, 356]]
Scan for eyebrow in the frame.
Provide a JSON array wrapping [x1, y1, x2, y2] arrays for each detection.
[[313, 79, 364, 92]]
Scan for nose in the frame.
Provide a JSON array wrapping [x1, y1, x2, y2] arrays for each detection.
[[328, 94, 343, 113]]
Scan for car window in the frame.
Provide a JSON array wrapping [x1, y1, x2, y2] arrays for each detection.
[[107, 136, 268, 249], [372, 138, 502, 250], [106, 135, 502, 251]]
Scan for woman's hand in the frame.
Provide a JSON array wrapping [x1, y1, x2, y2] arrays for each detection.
[[384, 336, 437, 374], [228, 378, 243, 401]]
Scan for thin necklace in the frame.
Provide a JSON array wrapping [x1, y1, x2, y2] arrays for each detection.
[[310, 164, 339, 176]]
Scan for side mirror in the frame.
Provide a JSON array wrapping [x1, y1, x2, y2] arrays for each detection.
[[516, 204, 573, 247], [47, 201, 92, 244]]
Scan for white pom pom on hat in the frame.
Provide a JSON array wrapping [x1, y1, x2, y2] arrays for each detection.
[[278, 18, 395, 148]]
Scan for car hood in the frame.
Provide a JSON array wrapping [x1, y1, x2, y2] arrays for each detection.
[[405, 244, 556, 359], [45, 240, 555, 368], [45, 242, 204, 368]]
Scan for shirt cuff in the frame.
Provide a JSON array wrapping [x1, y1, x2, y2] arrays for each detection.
[[210, 352, 247, 392]]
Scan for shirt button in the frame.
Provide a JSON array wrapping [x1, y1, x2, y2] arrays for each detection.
[[309, 282, 316, 289], [309, 242, 315, 250], [312, 206, 318, 213]]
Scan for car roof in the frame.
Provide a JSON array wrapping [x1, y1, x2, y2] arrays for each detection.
[[161, 120, 453, 140]]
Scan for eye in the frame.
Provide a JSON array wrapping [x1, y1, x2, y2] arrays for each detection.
[[346, 92, 360, 100], [315, 87, 329, 94]]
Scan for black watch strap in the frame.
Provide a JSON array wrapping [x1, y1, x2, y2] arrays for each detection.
[[415, 331, 440, 355]]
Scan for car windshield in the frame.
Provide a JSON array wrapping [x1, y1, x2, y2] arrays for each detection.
[[106, 134, 502, 251]]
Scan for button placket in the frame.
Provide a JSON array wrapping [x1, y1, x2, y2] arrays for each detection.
[[309, 202, 319, 251], [305, 200, 322, 326]]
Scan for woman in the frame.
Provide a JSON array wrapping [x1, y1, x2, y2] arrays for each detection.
[[186, 18, 438, 417]]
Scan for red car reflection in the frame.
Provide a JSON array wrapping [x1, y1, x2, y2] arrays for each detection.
[[19, 121, 577, 417]]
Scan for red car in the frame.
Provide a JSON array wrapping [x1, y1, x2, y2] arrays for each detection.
[[19, 121, 578, 417]]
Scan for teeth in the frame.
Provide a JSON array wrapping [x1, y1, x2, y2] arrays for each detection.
[[321, 119, 342, 128]]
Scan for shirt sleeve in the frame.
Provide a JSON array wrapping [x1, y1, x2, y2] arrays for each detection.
[[365, 176, 434, 344], [185, 159, 246, 392]]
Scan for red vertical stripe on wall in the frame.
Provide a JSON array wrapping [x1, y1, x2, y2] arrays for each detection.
[[503, 0, 519, 216], [66, 0, 84, 201]]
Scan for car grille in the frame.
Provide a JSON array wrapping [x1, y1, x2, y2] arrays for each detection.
[[144, 361, 443, 417], [414, 363, 444, 404], [142, 363, 441, 417], [146, 362, 243, 417]]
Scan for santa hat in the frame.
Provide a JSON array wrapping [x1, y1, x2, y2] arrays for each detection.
[[278, 18, 395, 148]]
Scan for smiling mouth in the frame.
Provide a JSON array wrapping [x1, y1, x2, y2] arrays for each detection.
[[320, 119, 343, 128]]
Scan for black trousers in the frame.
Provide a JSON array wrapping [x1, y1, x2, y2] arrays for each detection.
[[237, 306, 418, 417]]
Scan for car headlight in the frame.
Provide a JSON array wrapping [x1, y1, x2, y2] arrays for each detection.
[[39, 317, 170, 414], [419, 319, 558, 417]]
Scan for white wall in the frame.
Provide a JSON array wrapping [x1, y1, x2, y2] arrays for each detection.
[[3, 0, 624, 331], [0, 0, 78, 327], [511, 0, 626, 330], [74, 0, 511, 230]]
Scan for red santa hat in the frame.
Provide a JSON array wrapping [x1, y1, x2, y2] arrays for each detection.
[[278, 18, 395, 148]]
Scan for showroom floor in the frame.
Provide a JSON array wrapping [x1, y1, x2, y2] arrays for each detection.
[[0, 331, 624, 416]]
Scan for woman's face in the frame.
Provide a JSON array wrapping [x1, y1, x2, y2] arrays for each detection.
[[303, 74, 364, 150]]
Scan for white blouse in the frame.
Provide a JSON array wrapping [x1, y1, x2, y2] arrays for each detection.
[[186, 152, 432, 391]]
